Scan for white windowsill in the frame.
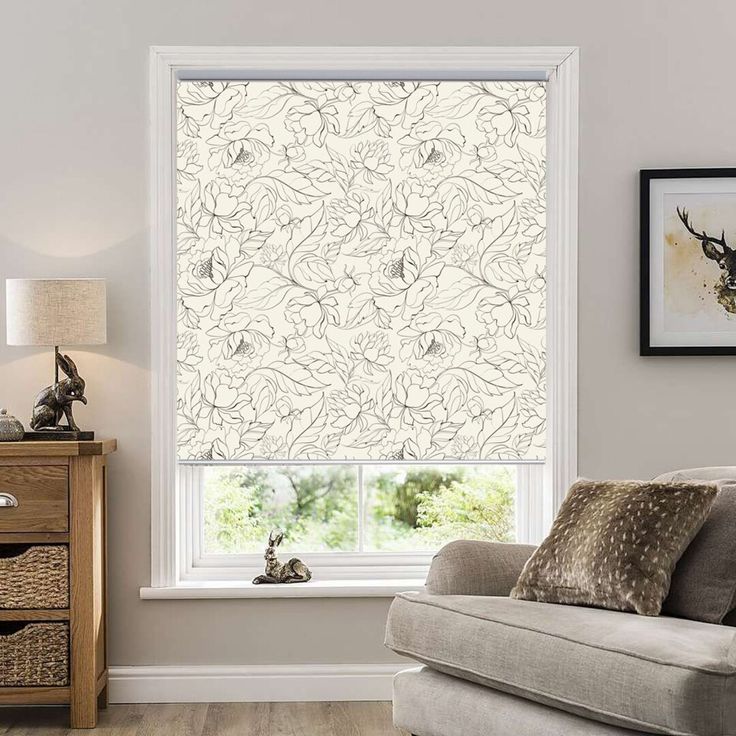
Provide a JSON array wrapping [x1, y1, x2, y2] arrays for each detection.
[[140, 579, 426, 599]]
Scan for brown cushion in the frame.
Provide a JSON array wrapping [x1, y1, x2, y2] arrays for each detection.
[[510, 479, 718, 616], [660, 483, 736, 623]]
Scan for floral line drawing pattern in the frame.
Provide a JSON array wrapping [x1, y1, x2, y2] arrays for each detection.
[[176, 80, 547, 461]]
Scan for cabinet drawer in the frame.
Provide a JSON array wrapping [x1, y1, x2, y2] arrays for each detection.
[[0, 467, 68, 533]]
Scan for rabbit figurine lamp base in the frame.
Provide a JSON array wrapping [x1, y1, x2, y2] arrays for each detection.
[[24, 348, 94, 440]]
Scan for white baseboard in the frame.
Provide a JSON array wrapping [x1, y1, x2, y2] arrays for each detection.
[[108, 663, 406, 703]]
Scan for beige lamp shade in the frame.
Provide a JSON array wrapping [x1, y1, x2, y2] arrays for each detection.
[[6, 279, 106, 346]]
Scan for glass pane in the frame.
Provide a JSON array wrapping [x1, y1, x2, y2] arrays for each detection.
[[363, 465, 516, 551], [202, 465, 358, 554]]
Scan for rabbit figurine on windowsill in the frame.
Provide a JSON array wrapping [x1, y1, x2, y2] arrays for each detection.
[[252, 529, 312, 584]]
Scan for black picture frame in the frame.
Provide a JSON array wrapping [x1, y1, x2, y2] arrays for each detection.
[[640, 167, 736, 356]]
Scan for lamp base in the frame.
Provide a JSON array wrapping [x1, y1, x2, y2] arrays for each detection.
[[23, 430, 95, 441]]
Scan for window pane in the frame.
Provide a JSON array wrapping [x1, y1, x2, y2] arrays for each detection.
[[202, 465, 358, 554], [363, 465, 516, 551]]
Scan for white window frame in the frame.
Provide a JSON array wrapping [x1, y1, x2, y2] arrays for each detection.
[[146, 46, 578, 598]]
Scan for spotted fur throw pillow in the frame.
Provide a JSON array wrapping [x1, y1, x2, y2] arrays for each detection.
[[510, 479, 718, 616]]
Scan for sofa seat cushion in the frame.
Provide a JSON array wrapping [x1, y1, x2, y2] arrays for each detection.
[[386, 592, 736, 736], [394, 667, 646, 736]]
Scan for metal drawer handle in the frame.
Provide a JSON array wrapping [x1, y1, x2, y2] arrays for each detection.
[[0, 493, 18, 508]]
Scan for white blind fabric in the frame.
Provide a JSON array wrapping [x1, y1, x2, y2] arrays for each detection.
[[176, 81, 546, 461]]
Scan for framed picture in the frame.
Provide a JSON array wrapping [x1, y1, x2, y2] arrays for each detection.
[[641, 168, 736, 355]]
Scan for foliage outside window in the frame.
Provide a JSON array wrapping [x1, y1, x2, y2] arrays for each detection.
[[202, 464, 515, 555]]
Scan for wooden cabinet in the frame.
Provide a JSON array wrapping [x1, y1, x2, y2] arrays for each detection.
[[0, 440, 116, 728]]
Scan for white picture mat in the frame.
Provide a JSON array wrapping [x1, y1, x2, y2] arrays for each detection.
[[649, 177, 736, 348]]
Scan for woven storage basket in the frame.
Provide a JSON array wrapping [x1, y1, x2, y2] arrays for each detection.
[[0, 622, 69, 686], [0, 546, 68, 609]]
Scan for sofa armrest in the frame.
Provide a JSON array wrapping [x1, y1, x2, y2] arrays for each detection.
[[425, 540, 536, 596]]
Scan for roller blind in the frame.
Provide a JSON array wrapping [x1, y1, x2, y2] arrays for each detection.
[[176, 80, 546, 461]]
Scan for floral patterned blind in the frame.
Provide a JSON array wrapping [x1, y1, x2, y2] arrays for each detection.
[[176, 80, 546, 462]]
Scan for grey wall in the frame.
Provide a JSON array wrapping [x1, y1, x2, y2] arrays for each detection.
[[1, 0, 734, 667]]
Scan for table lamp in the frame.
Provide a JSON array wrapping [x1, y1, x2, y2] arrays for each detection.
[[5, 278, 106, 440]]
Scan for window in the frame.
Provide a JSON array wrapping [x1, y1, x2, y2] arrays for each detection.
[[180, 462, 541, 581], [149, 47, 578, 594]]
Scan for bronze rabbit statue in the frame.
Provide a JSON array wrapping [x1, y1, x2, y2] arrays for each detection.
[[252, 529, 312, 584], [31, 353, 87, 432]]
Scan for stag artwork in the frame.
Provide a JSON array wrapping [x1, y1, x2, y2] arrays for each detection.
[[677, 207, 736, 314]]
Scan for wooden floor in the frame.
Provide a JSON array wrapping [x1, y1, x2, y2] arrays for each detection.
[[0, 703, 407, 735]]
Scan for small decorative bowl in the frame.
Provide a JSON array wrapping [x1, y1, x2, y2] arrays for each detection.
[[0, 409, 25, 442]]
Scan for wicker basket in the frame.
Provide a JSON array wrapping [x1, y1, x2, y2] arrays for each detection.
[[0, 545, 69, 609], [0, 622, 69, 686]]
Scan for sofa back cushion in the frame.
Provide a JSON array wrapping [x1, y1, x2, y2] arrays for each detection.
[[655, 466, 736, 483], [655, 468, 736, 624], [511, 479, 717, 616]]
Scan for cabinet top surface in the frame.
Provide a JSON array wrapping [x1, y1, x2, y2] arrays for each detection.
[[0, 439, 117, 457]]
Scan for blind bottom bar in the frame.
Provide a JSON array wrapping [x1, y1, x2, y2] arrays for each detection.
[[176, 459, 546, 466]]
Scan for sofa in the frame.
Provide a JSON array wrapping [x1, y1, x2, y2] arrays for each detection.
[[385, 467, 736, 736]]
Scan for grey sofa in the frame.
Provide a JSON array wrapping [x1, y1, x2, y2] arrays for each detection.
[[385, 467, 736, 736]]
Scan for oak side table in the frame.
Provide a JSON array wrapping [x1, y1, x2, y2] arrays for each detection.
[[0, 440, 116, 728]]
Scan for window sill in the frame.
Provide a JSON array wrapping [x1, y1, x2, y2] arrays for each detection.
[[139, 579, 426, 600]]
